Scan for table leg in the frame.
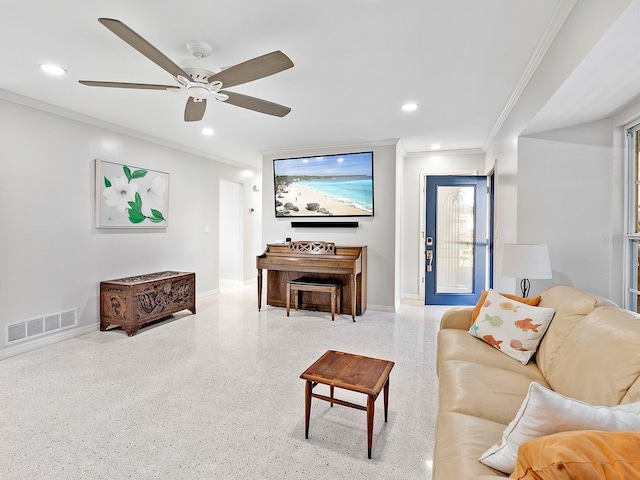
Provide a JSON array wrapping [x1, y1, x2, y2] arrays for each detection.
[[366, 394, 375, 459], [305, 380, 312, 439], [384, 377, 390, 422], [286, 282, 291, 316], [330, 385, 334, 407]]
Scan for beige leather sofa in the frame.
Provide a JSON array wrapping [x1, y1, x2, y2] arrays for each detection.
[[433, 284, 640, 479]]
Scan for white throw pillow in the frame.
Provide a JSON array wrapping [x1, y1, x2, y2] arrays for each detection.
[[479, 382, 640, 474], [468, 289, 555, 364]]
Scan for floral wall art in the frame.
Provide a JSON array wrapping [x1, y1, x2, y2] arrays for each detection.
[[95, 159, 169, 228]]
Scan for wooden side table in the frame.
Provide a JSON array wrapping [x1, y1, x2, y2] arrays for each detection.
[[300, 350, 395, 459]]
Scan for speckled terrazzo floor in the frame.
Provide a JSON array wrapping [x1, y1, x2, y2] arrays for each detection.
[[0, 283, 445, 480]]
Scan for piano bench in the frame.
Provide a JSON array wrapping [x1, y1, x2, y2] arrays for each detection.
[[286, 277, 344, 321]]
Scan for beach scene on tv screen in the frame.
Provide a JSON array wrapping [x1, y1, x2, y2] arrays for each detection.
[[274, 152, 373, 217]]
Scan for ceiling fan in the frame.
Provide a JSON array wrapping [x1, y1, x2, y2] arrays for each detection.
[[79, 18, 294, 121]]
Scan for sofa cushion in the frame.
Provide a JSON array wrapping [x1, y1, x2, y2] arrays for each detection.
[[468, 290, 555, 364], [544, 306, 640, 406], [621, 377, 640, 404], [512, 430, 640, 480], [439, 306, 474, 330], [437, 329, 545, 379], [438, 360, 549, 425], [479, 382, 640, 475], [471, 290, 541, 322], [434, 412, 508, 479], [535, 285, 605, 378]]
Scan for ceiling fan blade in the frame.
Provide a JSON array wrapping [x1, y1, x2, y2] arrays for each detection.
[[79, 80, 180, 90], [98, 18, 190, 80], [220, 91, 291, 117], [207, 51, 293, 89], [184, 97, 207, 122]]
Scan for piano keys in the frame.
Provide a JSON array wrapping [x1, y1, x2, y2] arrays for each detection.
[[256, 241, 367, 318]]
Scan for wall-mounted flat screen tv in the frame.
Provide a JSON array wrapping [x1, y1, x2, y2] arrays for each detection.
[[273, 151, 374, 217]]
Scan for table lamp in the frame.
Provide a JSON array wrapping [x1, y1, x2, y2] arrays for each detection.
[[501, 244, 552, 297]]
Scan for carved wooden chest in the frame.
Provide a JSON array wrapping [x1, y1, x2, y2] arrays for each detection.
[[100, 271, 196, 336]]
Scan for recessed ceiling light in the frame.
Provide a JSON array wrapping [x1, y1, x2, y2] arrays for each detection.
[[402, 103, 418, 112], [39, 64, 66, 76], [430, 144, 442, 150], [201, 128, 214, 136]]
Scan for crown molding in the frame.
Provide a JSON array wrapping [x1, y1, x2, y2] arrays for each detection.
[[259, 139, 400, 157], [405, 148, 484, 158], [0, 88, 256, 170], [482, 0, 578, 151]]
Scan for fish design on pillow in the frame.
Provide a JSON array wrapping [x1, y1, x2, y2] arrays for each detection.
[[483, 334, 503, 350], [500, 301, 520, 312], [510, 339, 528, 351], [483, 314, 503, 327], [514, 318, 542, 332], [470, 322, 480, 333]]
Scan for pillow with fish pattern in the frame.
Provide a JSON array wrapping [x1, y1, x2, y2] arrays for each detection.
[[468, 289, 556, 364]]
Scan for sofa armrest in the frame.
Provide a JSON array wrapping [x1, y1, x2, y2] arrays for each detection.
[[440, 307, 473, 330]]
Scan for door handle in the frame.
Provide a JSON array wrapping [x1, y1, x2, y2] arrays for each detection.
[[426, 250, 433, 272]]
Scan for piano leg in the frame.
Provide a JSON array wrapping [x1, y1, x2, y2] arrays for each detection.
[[257, 269, 263, 311], [351, 274, 357, 322]]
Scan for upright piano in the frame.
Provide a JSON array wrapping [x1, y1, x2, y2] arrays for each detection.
[[256, 241, 367, 317]]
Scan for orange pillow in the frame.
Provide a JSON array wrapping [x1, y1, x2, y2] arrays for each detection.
[[511, 430, 640, 480], [472, 289, 541, 322]]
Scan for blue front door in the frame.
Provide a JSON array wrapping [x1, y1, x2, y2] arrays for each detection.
[[425, 176, 487, 306]]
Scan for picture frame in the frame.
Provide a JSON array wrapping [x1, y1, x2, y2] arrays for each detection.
[[273, 151, 374, 217], [95, 159, 169, 228]]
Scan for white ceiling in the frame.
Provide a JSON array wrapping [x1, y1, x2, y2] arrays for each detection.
[[1, 1, 639, 169], [525, 0, 640, 135]]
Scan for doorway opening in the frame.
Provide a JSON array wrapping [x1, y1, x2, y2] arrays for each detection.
[[423, 174, 493, 306]]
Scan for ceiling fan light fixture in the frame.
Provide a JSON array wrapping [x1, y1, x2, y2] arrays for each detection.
[[188, 85, 211, 101], [40, 64, 66, 76], [82, 18, 293, 121], [402, 103, 418, 112]]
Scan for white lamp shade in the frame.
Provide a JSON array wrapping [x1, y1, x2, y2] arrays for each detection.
[[501, 244, 552, 279]]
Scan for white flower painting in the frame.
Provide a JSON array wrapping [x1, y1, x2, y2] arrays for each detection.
[[95, 159, 169, 228], [103, 176, 138, 213]]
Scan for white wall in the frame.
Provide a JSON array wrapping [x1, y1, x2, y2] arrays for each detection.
[[517, 119, 619, 300], [261, 142, 399, 310], [485, 137, 520, 293], [0, 98, 259, 357], [394, 143, 404, 310], [243, 176, 263, 283], [219, 179, 243, 282], [401, 150, 486, 299]]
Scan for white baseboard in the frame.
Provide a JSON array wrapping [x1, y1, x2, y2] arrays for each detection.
[[402, 293, 422, 302], [0, 324, 98, 361], [197, 289, 220, 298], [366, 303, 396, 313]]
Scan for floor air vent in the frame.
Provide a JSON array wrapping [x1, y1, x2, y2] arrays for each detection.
[[5, 308, 77, 345]]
